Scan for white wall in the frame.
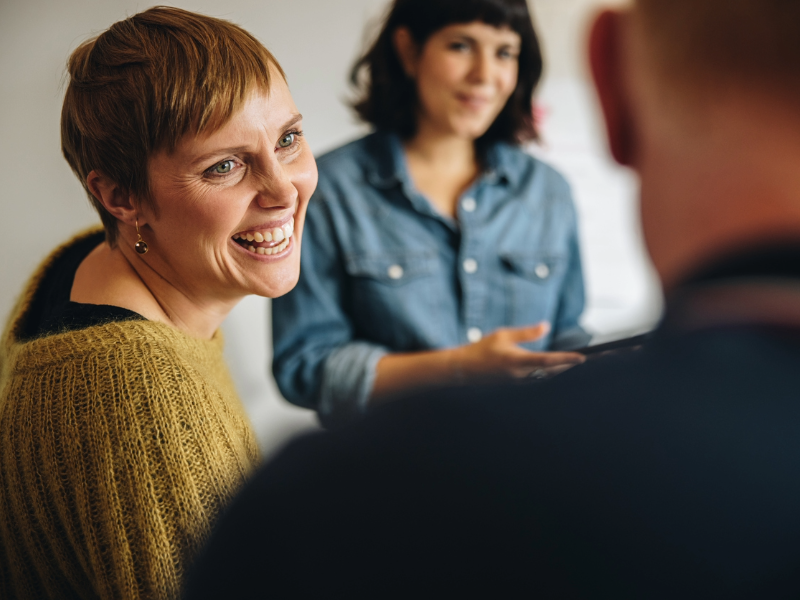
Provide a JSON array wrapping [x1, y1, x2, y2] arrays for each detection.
[[0, 0, 660, 459]]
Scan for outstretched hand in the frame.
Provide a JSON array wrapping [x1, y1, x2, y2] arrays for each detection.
[[450, 322, 585, 382]]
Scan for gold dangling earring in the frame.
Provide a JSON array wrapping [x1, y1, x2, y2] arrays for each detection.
[[134, 219, 149, 255]]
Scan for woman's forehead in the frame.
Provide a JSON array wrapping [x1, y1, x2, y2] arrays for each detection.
[[180, 93, 299, 157]]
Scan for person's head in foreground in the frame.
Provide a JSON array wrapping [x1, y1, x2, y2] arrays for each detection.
[[186, 1, 800, 597], [0, 6, 315, 599]]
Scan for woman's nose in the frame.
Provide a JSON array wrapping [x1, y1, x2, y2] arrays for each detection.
[[255, 168, 297, 209], [468, 52, 492, 83]]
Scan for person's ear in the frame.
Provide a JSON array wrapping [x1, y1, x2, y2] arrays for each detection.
[[86, 170, 144, 227], [589, 10, 636, 167], [393, 27, 419, 79]]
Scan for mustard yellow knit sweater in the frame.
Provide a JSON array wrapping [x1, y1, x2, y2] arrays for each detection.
[[0, 232, 261, 599]]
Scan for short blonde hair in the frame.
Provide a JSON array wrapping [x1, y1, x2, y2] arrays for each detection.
[[61, 6, 284, 245], [636, 0, 800, 94]]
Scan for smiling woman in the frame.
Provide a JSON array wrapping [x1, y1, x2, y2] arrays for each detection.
[[85, 89, 316, 337], [0, 7, 316, 600], [272, 0, 589, 426]]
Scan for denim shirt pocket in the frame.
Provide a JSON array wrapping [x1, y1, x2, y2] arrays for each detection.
[[344, 252, 445, 349], [499, 252, 566, 329]]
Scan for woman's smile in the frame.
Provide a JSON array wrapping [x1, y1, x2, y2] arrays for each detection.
[[454, 91, 492, 111], [232, 218, 295, 256]]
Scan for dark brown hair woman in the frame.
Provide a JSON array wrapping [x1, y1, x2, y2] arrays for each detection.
[[0, 6, 316, 598], [272, 0, 589, 427]]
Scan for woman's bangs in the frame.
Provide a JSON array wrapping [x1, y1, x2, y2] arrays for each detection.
[[413, 0, 532, 37]]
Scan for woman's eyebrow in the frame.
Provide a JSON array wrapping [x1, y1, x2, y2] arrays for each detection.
[[450, 33, 477, 44], [189, 115, 303, 167], [281, 113, 303, 131], [448, 34, 519, 49]]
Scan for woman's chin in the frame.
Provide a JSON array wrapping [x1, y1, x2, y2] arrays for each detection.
[[225, 236, 301, 299], [449, 119, 495, 142], [252, 270, 300, 299], [250, 259, 302, 299]]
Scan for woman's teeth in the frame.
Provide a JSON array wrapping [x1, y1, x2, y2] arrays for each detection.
[[248, 237, 290, 255], [233, 220, 294, 255]]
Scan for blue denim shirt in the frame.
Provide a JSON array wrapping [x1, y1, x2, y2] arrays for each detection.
[[272, 132, 589, 425]]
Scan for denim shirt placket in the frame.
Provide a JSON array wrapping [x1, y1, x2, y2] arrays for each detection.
[[457, 176, 490, 345], [398, 162, 503, 347]]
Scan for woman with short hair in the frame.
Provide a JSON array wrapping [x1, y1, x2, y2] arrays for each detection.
[[272, 0, 588, 427], [0, 7, 316, 598]]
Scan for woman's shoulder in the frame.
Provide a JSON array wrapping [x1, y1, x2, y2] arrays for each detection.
[[314, 131, 396, 187], [4, 319, 225, 383], [316, 131, 384, 167], [2, 228, 105, 341], [0, 319, 248, 452]]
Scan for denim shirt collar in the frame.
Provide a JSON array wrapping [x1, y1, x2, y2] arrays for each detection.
[[484, 142, 518, 187], [364, 130, 520, 196], [364, 131, 404, 190]]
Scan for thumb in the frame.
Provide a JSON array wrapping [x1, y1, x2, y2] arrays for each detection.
[[507, 321, 551, 344]]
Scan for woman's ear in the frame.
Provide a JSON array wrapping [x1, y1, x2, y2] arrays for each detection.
[[393, 27, 419, 78], [589, 10, 636, 167], [86, 170, 142, 226]]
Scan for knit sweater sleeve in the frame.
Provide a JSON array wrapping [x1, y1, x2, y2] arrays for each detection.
[[0, 322, 260, 600]]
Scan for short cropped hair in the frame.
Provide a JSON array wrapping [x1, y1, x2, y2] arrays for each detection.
[[350, 0, 542, 153], [636, 0, 800, 95], [61, 6, 283, 245]]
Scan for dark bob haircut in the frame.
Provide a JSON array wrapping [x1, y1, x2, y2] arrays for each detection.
[[351, 0, 543, 150]]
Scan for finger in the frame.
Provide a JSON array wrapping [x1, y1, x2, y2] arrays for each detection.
[[511, 362, 581, 380], [503, 321, 551, 344], [540, 352, 586, 366], [504, 350, 586, 368], [541, 363, 580, 377]]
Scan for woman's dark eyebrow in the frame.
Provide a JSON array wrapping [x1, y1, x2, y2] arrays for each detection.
[[448, 33, 477, 45], [448, 33, 520, 50], [190, 114, 303, 167]]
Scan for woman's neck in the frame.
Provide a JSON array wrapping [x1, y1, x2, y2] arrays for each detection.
[[71, 241, 237, 340], [403, 122, 480, 219]]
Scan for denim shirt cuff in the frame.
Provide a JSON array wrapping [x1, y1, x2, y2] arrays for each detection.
[[318, 342, 389, 428]]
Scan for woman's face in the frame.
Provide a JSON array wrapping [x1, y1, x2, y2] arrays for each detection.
[[141, 72, 318, 303], [411, 21, 521, 140]]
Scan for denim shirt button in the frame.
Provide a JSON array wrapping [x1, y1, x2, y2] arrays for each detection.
[[467, 327, 483, 343], [535, 263, 550, 279], [463, 258, 478, 274], [387, 264, 404, 280], [461, 197, 477, 213]]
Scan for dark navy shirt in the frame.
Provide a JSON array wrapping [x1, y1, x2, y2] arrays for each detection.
[[272, 132, 589, 424]]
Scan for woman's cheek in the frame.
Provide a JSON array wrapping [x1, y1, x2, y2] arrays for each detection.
[[502, 66, 519, 98], [294, 152, 319, 205]]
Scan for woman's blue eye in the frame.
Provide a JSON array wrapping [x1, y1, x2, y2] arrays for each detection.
[[213, 160, 234, 174], [278, 133, 295, 148]]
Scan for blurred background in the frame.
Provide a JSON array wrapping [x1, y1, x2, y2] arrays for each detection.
[[0, 0, 660, 458]]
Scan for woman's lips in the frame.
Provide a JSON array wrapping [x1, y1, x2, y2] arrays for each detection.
[[233, 218, 294, 255], [456, 93, 491, 110]]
